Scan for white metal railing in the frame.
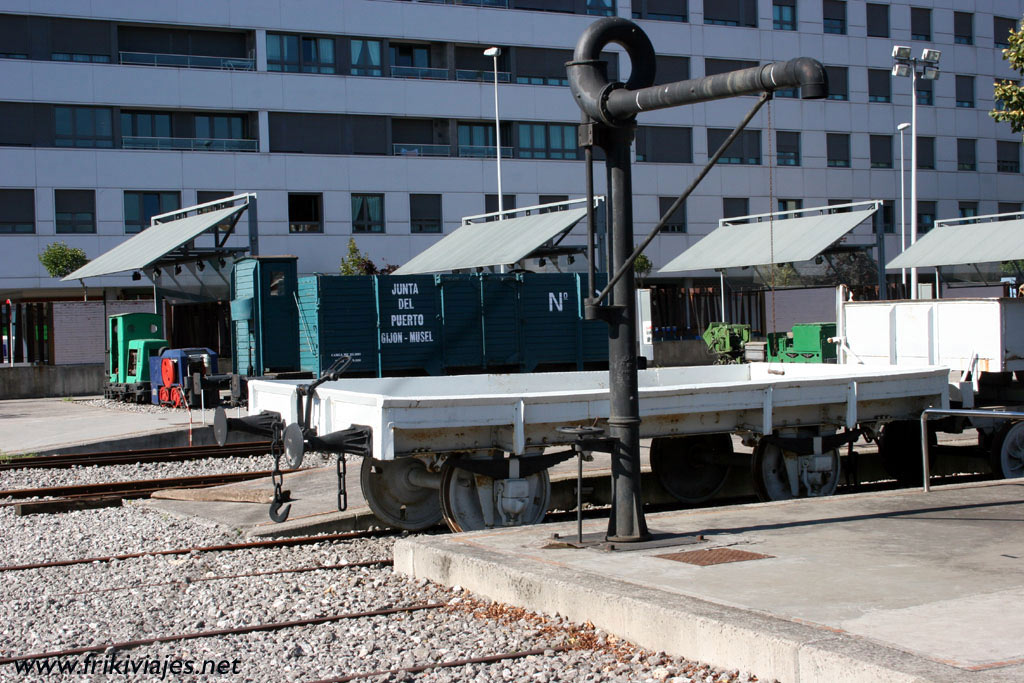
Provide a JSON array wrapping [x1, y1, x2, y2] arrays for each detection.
[[152, 192, 255, 225], [390, 65, 449, 80], [122, 136, 258, 152], [457, 145, 513, 159], [455, 69, 511, 83], [119, 51, 255, 71], [720, 200, 882, 227], [462, 196, 605, 225], [392, 143, 451, 157], [935, 209, 1024, 228]]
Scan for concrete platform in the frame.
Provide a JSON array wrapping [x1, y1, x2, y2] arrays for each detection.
[[394, 481, 1024, 683], [0, 396, 221, 455]]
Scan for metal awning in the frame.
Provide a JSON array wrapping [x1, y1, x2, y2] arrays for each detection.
[[659, 202, 879, 273], [393, 207, 588, 275], [63, 204, 246, 280], [887, 215, 1024, 269]]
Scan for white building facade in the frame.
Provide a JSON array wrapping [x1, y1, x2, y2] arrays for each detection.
[[1, 0, 1023, 298]]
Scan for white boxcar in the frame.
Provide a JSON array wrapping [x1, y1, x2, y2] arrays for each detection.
[[247, 363, 948, 531]]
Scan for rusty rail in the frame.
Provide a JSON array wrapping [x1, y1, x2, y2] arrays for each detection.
[[0, 441, 271, 471], [0, 469, 301, 501]]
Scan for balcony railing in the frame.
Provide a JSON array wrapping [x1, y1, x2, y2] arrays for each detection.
[[458, 145, 513, 158], [456, 69, 511, 83], [413, 0, 509, 7], [390, 65, 450, 80], [393, 143, 451, 157], [122, 136, 258, 152], [119, 51, 255, 71]]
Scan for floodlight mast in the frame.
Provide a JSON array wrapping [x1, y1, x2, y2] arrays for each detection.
[[567, 17, 828, 543]]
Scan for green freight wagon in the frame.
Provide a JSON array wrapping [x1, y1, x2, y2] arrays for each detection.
[[231, 256, 299, 376]]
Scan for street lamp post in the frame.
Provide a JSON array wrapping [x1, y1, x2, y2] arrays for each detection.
[[897, 121, 910, 290], [892, 46, 941, 300], [484, 47, 503, 218]]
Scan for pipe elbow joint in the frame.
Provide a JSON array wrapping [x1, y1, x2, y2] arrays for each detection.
[[790, 57, 829, 100]]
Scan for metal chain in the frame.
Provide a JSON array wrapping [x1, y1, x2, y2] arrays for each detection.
[[270, 422, 284, 504]]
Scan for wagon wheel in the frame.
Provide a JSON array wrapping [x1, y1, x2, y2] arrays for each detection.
[[438, 460, 550, 533], [991, 421, 1024, 479], [878, 420, 936, 487], [360, 457, 443, 531], [752, 440, 839, 501], [649, 434, 732, 504]]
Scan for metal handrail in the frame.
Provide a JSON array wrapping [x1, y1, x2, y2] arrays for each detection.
[[919, 407, 1024, 492], [119, 51, 255, 71], [390, 65, 449, 80], [122, 136, 258, 152], [455, 69, 511, 83], [457, 145, 513, 158], [392, 143, 451, 157]]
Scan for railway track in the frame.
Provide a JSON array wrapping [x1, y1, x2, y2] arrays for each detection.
[[0, 441, 272, 471]]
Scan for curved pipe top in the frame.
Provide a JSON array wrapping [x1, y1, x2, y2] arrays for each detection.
[[567, 17, 657, 126], [568, 18, 829, 126]]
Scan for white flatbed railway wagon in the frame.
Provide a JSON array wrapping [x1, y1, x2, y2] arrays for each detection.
[[245, 363, 947, 531]]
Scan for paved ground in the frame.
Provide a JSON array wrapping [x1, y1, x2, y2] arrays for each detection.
[[395, 481, 1024, 682]]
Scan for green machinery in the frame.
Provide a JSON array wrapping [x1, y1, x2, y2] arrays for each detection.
[[106, 312, 167, 402], [703, 321, 837, 364], [702, 322, 752, 363], [766, 322, 837, 363]]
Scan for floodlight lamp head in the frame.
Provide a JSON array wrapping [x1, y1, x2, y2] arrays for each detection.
[[892, 63, 912, 78], [196, 260, 205, 271], [151, 267, 161, 278], [131, 270, 141, 281], [174, 264, 182, 275], [892, 45, 912, 61], [484, 47, 501, 58], [897, 122, 911, 131], [922, 65, 940, 80], [921, 48, 941, 63]]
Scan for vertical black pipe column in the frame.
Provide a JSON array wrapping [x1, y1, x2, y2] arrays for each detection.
[[601, 124, 650, 543]]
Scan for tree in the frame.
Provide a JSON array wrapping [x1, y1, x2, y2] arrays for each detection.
[[38, 242, 88, 279], [633, 248, 653, 283], [992, 18, 1024, 135], [338, 238, 397, 275]]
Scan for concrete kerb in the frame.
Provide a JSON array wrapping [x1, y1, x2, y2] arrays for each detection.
[[393, 533, 967, 683]]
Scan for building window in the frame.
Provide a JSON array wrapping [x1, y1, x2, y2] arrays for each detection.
[[825, 66, 847, 100], [267, 34, 299, 72], [267, 34, 335, 74], [636, 127, 693, 163], [410, 194, 441, 233], [954, 12, 973, 45], [776, 131, 800, 166], [826, 133, 850, 168], [485, 194, 515, 220], [773, 0, 795, 30], [352, 193, 383, 233], [778, 198, 802, 213], [708, 129, 760, 164], [586, 0, 615, 16], [822, 0, 846, 34], [0, 189, 34, 233], [866, 3, 889, 38], [999, 202, 1022, 219], [911, 7, 931, 41], [350, 39, 382, 77], [632, 0, 687, 22], [0, 52, 27, 59], [55, 106, 113, 148], [516, 123, 578, 160], [301, 36, 335, 74], [957, 139, 976, 171], [121, 111, 172, 139], [956, 76, 975, 108], [704, 58, 758, 77], [959, 201, 978, 219], [538, 195, 569, 213], [828, 199, 852, 214], [124, 191, 179, 234], [868, 69, 891, 103], [55, 190, 95, 234], [917, 201, 936, 233], [52, 52, 111, 63], [874, 201, 894, 234], [723, 198, 750, 223], [704, 0, 757, 27], [998, 141, 1020, 173], [870, 135, 892, 169], [658, 197, 686, 233], [917, 78, 933, 106], [916, 137, 934, 170], [289, 193, 324, 233], [457, 122, 509, 158], [995, 16, 1017, 49], [195, 114, 247, 140]]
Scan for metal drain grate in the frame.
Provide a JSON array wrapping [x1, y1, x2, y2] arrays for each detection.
[[656, 548, 773, 566]]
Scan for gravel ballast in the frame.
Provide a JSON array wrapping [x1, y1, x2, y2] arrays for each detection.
[[0, 502, 761, 682]]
